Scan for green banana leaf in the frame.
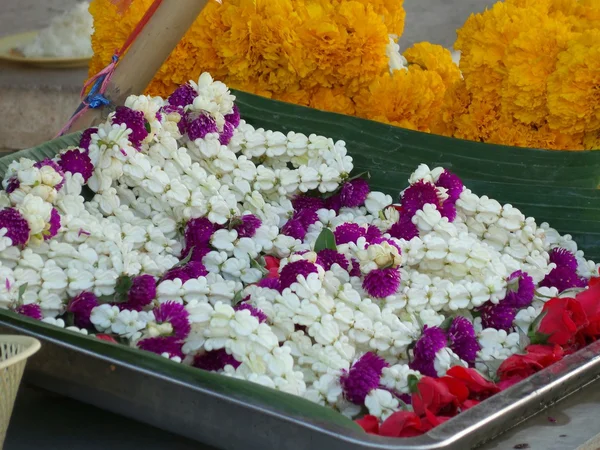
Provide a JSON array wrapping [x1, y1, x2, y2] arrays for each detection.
[[1, 90, 599, 430]]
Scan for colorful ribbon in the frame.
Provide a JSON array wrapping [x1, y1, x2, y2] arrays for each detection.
[[56, 0, 165, 137]]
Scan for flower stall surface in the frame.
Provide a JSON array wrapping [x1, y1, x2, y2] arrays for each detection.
[[1, 73, 600, 442]]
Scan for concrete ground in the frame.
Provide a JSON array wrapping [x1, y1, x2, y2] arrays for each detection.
[[8, 1, 600, 450]]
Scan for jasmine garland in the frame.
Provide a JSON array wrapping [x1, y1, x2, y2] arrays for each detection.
[[0, 73, 598, 434]]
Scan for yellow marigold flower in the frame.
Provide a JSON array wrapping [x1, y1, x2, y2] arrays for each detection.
[[403, 42, 462, 89], [354, 66, 446, 132], [432, 79, 470, 137], [309, 87, 356, 116], [547, 30, 600, 135], [584, 131, 600, 150]]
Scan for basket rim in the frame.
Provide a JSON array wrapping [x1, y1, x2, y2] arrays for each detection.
[[0, 335, 41, 370]]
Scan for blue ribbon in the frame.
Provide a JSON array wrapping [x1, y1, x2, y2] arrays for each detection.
[[84, 76, 111, 109]]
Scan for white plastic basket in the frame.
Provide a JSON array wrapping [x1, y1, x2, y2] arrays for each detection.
[[0, 335, 41, 448]]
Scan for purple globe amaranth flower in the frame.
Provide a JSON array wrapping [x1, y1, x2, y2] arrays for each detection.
[[112, 106, 148, 149], [549, 248, 579, 272], [193, 349, 240, 371], [349, 258, 361, 277], [34, 159, 65, 190], [234, 302, 268, 323], [388, 215, 419, 241], [409, 326, 447, 377], [281, 219, 306, 241], [79, 127, 97, 150], [447, 316, 480, 366], [68, 292, 99, 328], [401, 180, 439, 216], [334, 223, 364, 245], [58, 148, 94, 181], [181, 245, 211, 263], [340, 179, 370, 208], [219, 121, 235, 145], [153, 301, 191, 339], [5, 177, 19, 194], [316, 249, 349, 271], [341, 352, 389, 405], [234, 214, 262, 238], [479, 301, 516, 332], [440, 202, 457, 222], [138, 336, 183, 358], [185, 217, 215, 248], [44, 208, 61, 241], [292, 195, 325, 212], [362, 268, 401, 298], [279, 260, 318, 290], [127, 274, 156, 310], [293, 209, 319, 229], [503, 270, 535, 308], [16, 304, 42, 321], [224, 104, 241, 128], [167, 83, 198, 108], [257, 277, 281, 290], [163, 261, 208, 283], [187, 113, 218, 141], [436, 170, 464, 203], [324, 194, 342, 213], [539, 266, 587, 293], [0, 208, 30, 246], [364, 224, 383, 244]]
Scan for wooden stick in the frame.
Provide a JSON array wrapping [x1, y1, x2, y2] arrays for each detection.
[[65, 0, 209, 133]]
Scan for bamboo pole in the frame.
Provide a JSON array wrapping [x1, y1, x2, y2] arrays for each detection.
[[65, 0, 210, 133]]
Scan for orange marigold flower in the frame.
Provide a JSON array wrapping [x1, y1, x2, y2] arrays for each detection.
[[403, 42, 462, 89]]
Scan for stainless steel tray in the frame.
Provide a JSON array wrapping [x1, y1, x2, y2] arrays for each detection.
[[1, 312, 600, 450]]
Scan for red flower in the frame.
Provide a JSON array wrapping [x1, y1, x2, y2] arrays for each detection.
[[264, 256, 280, 279], [355, 415, 380, 435], [498, 344, 564, 382], [96, 334, 117, 343], [445, 366, 500, 400], [536, 297, 588, 347], [412, 376, 461, 417], [379, 411, 426, 437], [574, 282, 600, 340]]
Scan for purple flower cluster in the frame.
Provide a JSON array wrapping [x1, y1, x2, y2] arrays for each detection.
[[182, 216, 216, 263], [126, 274, 156, 310], [316, 249, 349, 271], [540, 247, 587, 293], [68, 292, 99, 328], [187, 113, 218, 141], [282, 209, 319, 241], [167, 83, 198, 108], [362, 267, 401, 298], [339, 179, 370, 208], [194, 349, 241, 372], [233, 214, 262, 238], [112, 106, 149, 149], [44, 208, 61, 241], [447, 316, 480, 366], [15, 304, 43, 321], [340, 352, 389, 405], [479, 302, 516, 332], [279, 260, 318, 291], [138, 336, 183, 359], [389, 170, 464, 241], [58, 148, 94, 181], [78, 127, 97, 150], [0, 208, 30, 246], [503, 270, 535, 308], [163, 261, 208, 283], [409, 326, 447, 377], [234, 302, 268, 323], [291, 195, 325, 212], [153, 301, 191, 339]]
